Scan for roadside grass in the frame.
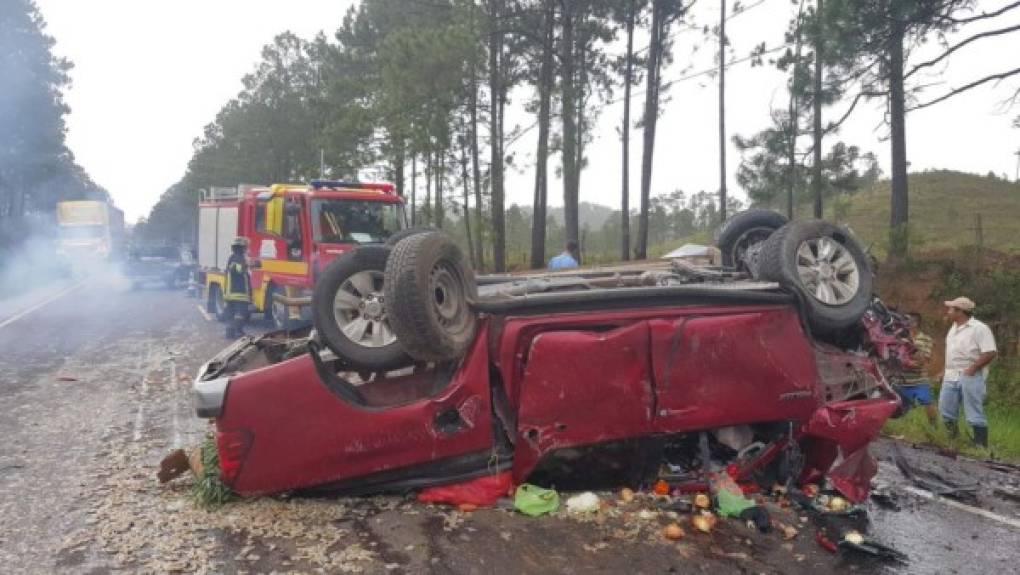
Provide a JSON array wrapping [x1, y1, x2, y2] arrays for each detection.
[[835, 170, 1020, 258], [191, 436, 236, 507], [884, 403, 1020, 463]]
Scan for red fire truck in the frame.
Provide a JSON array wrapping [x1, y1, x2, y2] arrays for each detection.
[[197, 180, 406, 329]]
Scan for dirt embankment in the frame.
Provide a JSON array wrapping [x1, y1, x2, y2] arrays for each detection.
[[875, 249, 1020, 374]]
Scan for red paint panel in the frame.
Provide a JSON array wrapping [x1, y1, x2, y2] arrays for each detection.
[[496, 304, 799, 412], [650, 309, 819, 432], [218, 330, 494, 496], [800, 397, 899, 501], [512, 321, 655, 481], [803, 398, 899, 455]]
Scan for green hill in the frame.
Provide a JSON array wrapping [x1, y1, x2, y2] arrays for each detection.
[[835, 170, 1020, 256]]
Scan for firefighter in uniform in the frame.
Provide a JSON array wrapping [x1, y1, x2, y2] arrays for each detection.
[[224, 237, 252, 338]]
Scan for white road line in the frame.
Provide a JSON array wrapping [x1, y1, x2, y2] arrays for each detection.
[[141, 342, 152, 397], [132, 405, 144, 442], [169, 357, 182, 448], [196, 304, 212, 322], [902, 485, 1020, 530], [0, 280, 85, 330]]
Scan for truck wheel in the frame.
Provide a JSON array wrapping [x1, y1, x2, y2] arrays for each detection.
[[265, 284, 285, 330], [385, 226, 436, 247], [384, 231, 477, 363], [312, 246, 413, 370], [208, 284, 229, 322], [757, 220, 872, 333], [716, 209, 788, 271], [266, 284, 303, 331]]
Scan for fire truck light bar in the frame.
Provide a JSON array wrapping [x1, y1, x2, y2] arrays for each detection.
[[310, 180, 367, 190]]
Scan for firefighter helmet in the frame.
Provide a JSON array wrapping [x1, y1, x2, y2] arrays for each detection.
[[231, 236, 248, 248]]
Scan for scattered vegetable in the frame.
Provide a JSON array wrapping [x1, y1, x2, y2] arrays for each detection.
[[663, 523, 686, 540]]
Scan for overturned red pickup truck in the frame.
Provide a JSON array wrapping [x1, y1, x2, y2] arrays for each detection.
[[193, 211, 902, 503]]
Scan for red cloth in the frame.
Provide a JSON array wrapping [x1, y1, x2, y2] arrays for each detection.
[[417, 472, 513, 507]]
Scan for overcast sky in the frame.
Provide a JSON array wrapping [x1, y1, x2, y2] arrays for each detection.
[[36, 0, 1020, 222]]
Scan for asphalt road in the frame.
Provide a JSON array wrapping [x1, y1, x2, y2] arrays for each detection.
[[1, 280, 1019, 574]]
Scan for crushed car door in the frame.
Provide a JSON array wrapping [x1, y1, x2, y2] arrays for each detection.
[[512, 321, 656, 481], [649, 307, 820, 433]]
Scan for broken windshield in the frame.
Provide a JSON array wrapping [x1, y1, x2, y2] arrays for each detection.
[[311, 199, 403, 245]]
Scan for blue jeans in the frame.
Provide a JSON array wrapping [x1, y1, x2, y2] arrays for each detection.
[[939, 375, 987, 427]]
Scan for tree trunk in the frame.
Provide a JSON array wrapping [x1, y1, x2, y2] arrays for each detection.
[[459, 127, 476, 267], [469, 74, 485, 269], [718, 0, 728, 223], [786, 0, 806, 220], [435, 150, 445, 229], [530, 0, 555, 269], [786, 101, 798, 219], [575, 30, 588, 212], [395, 144, 405, 201], [637, 1, 663, 260], [560, 1, 579, 245], [889, 20, 908, 256], [621, 0, 635, 261], [425, 147, 433, 226], [811, 0, 824, 219], [411, 154, 417, 225], [489, 0, 506, 271]]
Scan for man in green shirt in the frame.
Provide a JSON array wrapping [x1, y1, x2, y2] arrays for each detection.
[[898, 312, 937, 425]]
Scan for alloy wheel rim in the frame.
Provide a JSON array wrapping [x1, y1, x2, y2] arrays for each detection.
[[795, 236, 860, 305], [333, 270, 397, 348]]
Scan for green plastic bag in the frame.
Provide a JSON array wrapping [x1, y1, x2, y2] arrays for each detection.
[[514, 484, 560, 516], [716, 487, 756, 517], [711, 474, 756, 517]]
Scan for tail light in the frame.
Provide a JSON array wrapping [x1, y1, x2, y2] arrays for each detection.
[[216, 429, 252, 486]]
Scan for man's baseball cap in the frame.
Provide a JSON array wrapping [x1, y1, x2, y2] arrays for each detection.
[[944, 296, 975, 311]]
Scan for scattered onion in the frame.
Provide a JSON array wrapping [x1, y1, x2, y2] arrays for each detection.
[[844, 531, 864, 545], [694, 493, 711, 509], [663, 523, 686, 540]]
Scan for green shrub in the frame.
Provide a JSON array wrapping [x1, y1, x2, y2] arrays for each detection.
[[191, 436, 237, 507]]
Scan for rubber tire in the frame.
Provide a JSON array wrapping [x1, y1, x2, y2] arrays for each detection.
[[385, 226, 436, 247], [209, 284, 229, 322], [264, 284, 290, 330], [384, 231, 477, 363], [756, 219, 873, 334], [312, 246, 413, 371], [716, 209, 789, 269]]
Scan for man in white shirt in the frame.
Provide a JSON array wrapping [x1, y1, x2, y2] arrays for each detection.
[[939, 296, 997, 447]]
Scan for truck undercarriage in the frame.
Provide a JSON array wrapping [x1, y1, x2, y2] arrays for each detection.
[[194, 214, 904, 503]]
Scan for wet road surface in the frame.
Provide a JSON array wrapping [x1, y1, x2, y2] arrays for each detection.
[[1, 280, 1019, 573]]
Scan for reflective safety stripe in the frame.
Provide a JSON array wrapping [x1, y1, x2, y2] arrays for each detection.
[[224, 260, 251, 303], [260, 259, 309, 276]]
